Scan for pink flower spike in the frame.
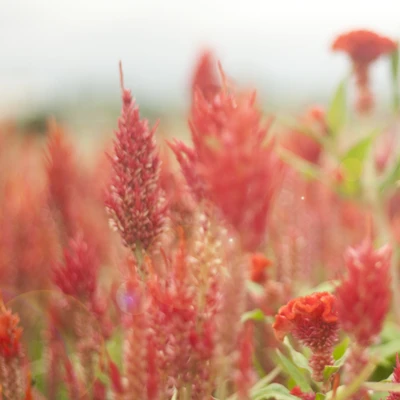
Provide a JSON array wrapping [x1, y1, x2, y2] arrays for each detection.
[[105, 63, 168, 253]]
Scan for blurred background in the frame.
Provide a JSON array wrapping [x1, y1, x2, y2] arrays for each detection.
[[1, 0, 399, 141]]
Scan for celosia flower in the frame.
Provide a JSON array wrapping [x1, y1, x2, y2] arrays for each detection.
[[388, 354, 400, 400], [53, 234, 99, 302], [332, 29, 397, 113], [0, 301, 22, 359], [105, 64, 167, 253], [273, 292, 339, 381], [191, 50, 221, 102], [170, 66, 282, 251], [336, 237, 391, 346], [250, 253, 272, 284]]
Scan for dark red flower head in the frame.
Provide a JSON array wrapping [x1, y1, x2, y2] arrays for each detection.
[[273, 292, 338, 352], [336, 237, 392, 346]]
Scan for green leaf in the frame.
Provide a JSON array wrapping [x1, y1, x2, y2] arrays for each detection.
[[315, 393, 326, 400], [391, 46, 400, 111], [341, 135, 374, 164], [380, 157, 400, 192], [241, 309, 265, 323], [381, 321, 400, 341], [323, 365, 340, 382], [253, 383, 301, 400], [371, 338, 400, 361], [276, 350, 312, 392], [333, 337, 350, 361], [327, 79, 347, 136], [283, 337, 312, 373]]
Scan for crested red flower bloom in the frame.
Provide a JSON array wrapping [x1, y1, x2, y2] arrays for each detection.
[[336, 237, 392, 346], [53, 234, 99, 302], [332, 29, 397, 113], [105, 64, 167, 253], [273, 292, 338, 351], [170, 67, 283, 251], [273, 292, 339, 381], [191, 50, 221, 102], [387, 354, 400, 400]]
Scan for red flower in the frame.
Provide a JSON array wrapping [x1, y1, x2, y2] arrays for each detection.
[[273, 292, 339, 381], [336, 237, 391, 346], [105, 64, 167, 252], [332, 30, 397, 113], [273, 292, 338, 352], [191, 50, 221, 102], [170, 67, 283, 251], [291, 386, 316, 400], [0, 298, 22, 359], [250, 253, 272, 284], [53, 234, 99, 301]]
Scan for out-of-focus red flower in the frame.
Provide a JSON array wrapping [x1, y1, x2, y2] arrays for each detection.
[[281, 106, 327, 165], [273, 292, 338, 381], [388, 354, 400, 400], [171, 67, 283, 251], [105, 64, 167, 253], [191, 50, 221, 102], [291, 386, 316, 400], [332, 29, 397, 113], [336, 237, 391, 346], [250, 253, 272, 284], [53, 234, 99, 302]]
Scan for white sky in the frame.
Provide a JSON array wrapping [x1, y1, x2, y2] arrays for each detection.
[[1, 0, 400, 113]]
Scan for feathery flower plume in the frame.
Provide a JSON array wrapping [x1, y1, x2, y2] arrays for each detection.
[[0, 294, 25, 399], [273, 292, 339, 381], [336, 237, 391, 347], [332, 29, 397, 113], [105, 63, 167, 254], [170, 62, 282, 251]]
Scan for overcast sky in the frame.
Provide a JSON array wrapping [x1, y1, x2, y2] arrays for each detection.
[[1, 0, 399, 114]]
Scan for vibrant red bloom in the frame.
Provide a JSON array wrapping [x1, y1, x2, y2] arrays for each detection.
[[291, 386, 316, 400], [332, 30, 397, 113], [171, 67, 283, 251], [388, 354, 400, 400], [273, 292, 338, 351], [250, 253, 272, 284], [273, 292, 339, 381], [0, 298, 23, 359], [53, 234, 99, 301], [191, 50, 221, 102], [105, 64, 167, 253], [336, 237, 391, 346]]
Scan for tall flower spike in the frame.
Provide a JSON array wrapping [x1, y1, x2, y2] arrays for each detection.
[[336, 236, 392, 347], [332, 29, 397, 113], [171, 64, 283, 251], [273, 292, 339, 381], [105, 63, 167, 253]]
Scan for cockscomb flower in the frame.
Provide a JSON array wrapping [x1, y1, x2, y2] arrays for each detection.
[[291, 386, 316, 400], [105, 64, 167, 253], [387, 354, 400, 400], [336, 237, 391, 347], [0, 298, 23, 359], [170, 65, 283, 251], [332, 29, 397, 113], [273, 292, 339, 381], [53, 234, 99, 302], [250, 253, 272, 284]]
